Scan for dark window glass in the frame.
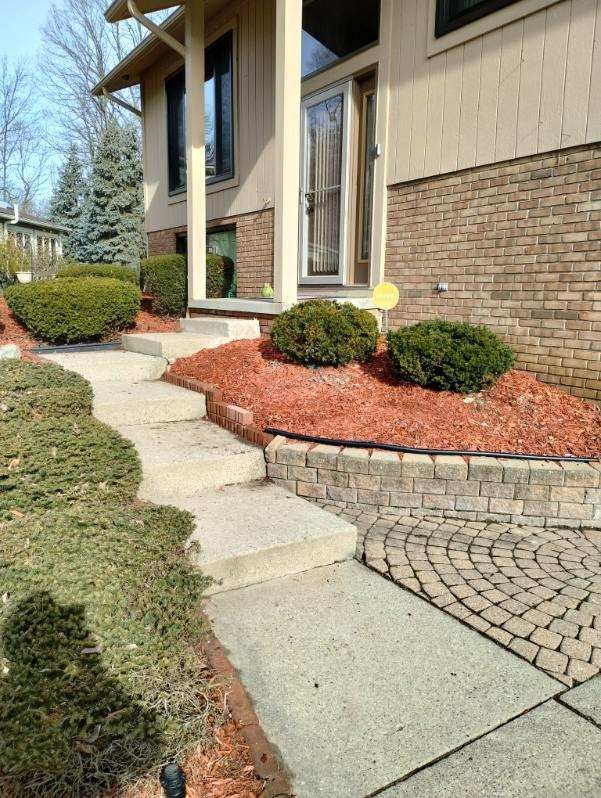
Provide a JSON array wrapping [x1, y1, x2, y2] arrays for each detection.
[[301, 0, 380, 79], [165, 31, 234, 194], [166, 69, 186, 194], [205, 31, 234, 182], [436, 0, 520, 38]]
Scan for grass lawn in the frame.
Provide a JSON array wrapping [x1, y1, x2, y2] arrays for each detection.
[[0, 361, 224, 796]]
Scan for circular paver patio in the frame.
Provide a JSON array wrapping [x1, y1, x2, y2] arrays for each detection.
[[330, 509, 601, 687]]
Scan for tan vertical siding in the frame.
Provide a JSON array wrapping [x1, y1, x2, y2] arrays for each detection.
[[141, 0, 276, 234], [387, 0, 601, 186]]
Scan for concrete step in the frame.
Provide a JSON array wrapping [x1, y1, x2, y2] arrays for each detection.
[[116, 418, 266, 497], [92, 380, 206, 426], [166, 481, 356, 594], [122, 332, 229, 362], [208, 561, 561, 798], [44, 350, 168, 382], [180, 315, 260, 339]]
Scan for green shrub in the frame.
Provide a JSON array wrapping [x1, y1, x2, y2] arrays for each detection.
[[387, 320, 515, 393], [0, 360, 93, 422], [271, 299, 379, 367], [206, 253, 235, 298], [0, 503, 213, 796], [0, 414, 141, 518], [140, 254, 186, 316], [5, 277, 141, 344], [57, 262, 139, 284]]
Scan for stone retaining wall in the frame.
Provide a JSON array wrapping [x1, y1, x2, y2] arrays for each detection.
[[265, 437, 601, 529]]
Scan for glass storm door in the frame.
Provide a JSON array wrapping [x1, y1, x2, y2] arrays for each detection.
[[299, 82, 352, 284]]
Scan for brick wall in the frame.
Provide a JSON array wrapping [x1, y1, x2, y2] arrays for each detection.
[[386, 143, 601, 401], [147, 225, 187, 256], [147, 208, 274, 299]]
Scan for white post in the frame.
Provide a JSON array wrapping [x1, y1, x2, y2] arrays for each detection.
[[185, 0, 206, 302], [273, 0, 302, 305]]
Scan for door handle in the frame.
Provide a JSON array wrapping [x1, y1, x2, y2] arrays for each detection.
[[305, 192, 315, 214]]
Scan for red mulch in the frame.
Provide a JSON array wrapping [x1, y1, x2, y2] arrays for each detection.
[[123, 717, 263, 798], [0, 297, 180, 349], [171, 338, 601, 458]]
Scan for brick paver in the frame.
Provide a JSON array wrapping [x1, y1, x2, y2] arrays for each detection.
[[319, 503, 601, 687]]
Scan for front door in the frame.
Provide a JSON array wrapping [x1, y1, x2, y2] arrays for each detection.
[[299, 82, 352, 284]]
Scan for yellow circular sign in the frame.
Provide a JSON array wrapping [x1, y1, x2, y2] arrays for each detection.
[[372, 282, 400, 311]]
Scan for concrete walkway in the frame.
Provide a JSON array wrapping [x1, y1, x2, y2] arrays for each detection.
[[44, 345, 356, 593]]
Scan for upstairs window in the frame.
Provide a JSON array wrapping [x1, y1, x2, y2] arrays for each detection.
[[301, 0, 380, 79], [436, 0, 520, 38], [166, 30, 234, 195]]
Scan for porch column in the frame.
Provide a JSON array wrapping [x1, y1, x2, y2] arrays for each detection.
[[185, 0, 206, 302], [273, 0, 302, 305]]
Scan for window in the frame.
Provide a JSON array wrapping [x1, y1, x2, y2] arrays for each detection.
[[435, 0, 520, 38], [301, 0, 380, 79], [166, 31, 234, 194]]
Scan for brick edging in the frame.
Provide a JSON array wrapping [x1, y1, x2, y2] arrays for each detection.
[[164, 371, 273, 448], [202, 613, 294, 798]]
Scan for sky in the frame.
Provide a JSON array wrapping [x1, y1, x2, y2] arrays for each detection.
[[1, 0, 51, 64]]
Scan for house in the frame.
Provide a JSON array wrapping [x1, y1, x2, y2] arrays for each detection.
[[95, 0, 600, 401], [0, 201, 68, 266]]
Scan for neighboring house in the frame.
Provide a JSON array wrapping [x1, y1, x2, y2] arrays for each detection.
[[96, 0, 600, 401], [0, 201, 68, 266]]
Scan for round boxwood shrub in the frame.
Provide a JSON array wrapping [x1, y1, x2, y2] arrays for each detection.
[[207, 253, 235, 298], [140, 254, 187, 316], [271, 299, 379, 367], [57, 262, 139, 284], [387, 320, 515, 393], [4, 277, 140, 344]]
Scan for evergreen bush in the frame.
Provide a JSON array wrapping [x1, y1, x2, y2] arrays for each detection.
[[271, 299, 379, 367], [140, 254, 187, 316], [206, 253, 235, 298], [0, 361, 216, 796], [5, 277, 141, 343], [57, 262, 138, 284], [0, 360, 92, 422], [387, 320, 515, 393]]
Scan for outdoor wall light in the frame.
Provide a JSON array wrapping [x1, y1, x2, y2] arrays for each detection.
[[436, 281, 449, 294]]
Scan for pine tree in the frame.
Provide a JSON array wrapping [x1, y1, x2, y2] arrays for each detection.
[[74, 120, 146, 267], [49, 145, 85, 260]]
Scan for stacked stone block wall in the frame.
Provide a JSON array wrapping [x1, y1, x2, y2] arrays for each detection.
[[386, 143, 601, 401], [266, 437, 601, 529]]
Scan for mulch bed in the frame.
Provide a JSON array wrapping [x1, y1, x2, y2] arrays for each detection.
[[171, 338, 601, 458], [0, 297, 180, 350], [124, 714, 263, 798]]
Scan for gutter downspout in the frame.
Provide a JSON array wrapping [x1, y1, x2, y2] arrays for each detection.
[[7, 204, 19, 227], [101, 88, 142, 117], [126, 0, 186, 57]]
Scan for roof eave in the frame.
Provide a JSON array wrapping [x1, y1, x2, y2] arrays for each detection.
[[105, 0, 184, 23]]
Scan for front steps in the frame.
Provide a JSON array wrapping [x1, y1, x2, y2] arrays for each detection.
[[93, 380, 206, 426], [116, 418, 266, 498], [122, 314, 261, 362], [165, 481, 357, 594], [43, 344, 357, 600], [47, 350, 167, 382]]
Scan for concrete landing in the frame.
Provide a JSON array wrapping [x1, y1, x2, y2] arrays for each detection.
[[45, 350, 167, 382], [208, 561, 561, 798], [122, 332, 229, 362], [180, 316, 260, 339], [167, 481, 356, 594], [116, 419, 266, 497], [93, 380, 206, 426], [380, 701, 601, 797]]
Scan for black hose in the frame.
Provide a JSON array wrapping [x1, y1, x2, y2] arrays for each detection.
[[264, 427, 599, 463]]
